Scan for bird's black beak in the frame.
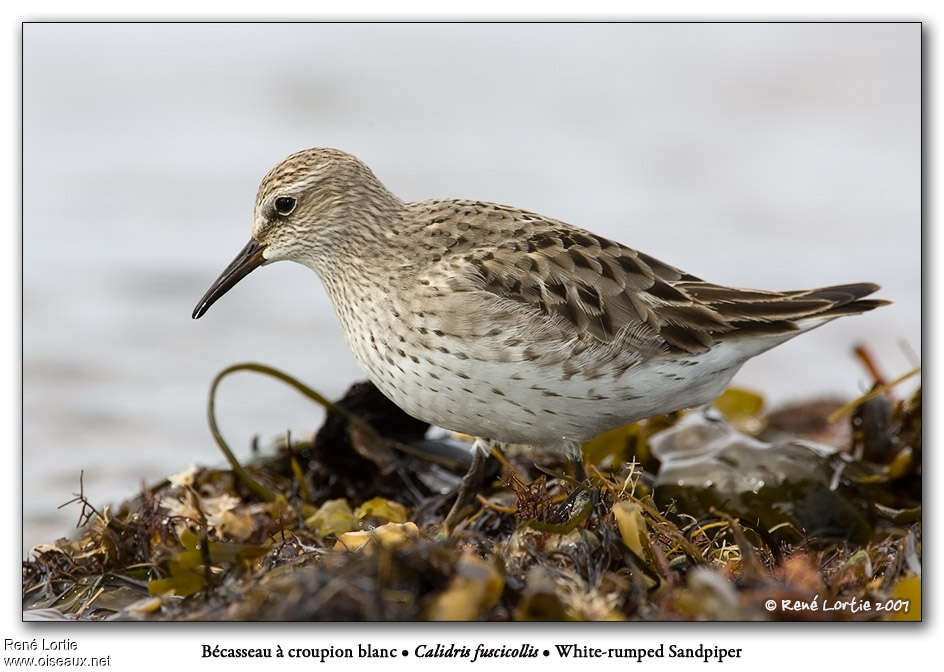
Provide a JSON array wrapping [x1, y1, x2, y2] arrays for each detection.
[[192, 239, 267, 319]]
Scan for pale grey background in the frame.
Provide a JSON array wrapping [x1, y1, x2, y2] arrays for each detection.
[[24, 23, 920, 552]]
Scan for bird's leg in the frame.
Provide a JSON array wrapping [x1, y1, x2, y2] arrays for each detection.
[[564, 439, 587, 482], [443, 437, 492, 532]]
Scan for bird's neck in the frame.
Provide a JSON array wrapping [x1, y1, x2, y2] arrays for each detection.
[[305, 197, 417, 300]]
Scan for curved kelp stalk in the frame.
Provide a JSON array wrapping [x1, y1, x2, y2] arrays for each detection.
[[207, 362, 350, 502]]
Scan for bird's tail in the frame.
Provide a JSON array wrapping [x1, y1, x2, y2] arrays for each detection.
[[790, 282, 890, 318], [675, 280, 890, 342]]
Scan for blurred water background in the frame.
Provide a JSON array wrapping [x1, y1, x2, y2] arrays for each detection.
[[23, 23, 919, 553]]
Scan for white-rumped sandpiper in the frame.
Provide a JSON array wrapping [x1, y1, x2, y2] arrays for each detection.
[[193, 148, 887, 527]]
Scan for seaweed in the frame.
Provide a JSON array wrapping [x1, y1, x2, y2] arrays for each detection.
[[23, 353, 921, 622]]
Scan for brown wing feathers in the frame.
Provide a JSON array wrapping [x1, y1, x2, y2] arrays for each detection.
[[466, 226, 887, 355]]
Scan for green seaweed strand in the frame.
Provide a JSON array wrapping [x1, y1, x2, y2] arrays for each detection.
[[207, 362, 352, 502]]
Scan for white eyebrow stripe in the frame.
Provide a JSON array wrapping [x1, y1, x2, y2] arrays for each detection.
[[264, 169, 324, 206], [288, 171, 324, 195]]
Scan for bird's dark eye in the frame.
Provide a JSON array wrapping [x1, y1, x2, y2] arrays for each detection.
[[274, 196, 296, 216]]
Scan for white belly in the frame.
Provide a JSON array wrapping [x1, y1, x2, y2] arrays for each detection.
[[326, 280, 782, 449], [348, 323, 747, 446]]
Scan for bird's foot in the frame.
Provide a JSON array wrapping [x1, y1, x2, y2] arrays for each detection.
[[442, 437, 492, 534], [564, 439, 588, 483]]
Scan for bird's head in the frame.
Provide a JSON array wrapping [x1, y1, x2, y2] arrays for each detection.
[[192, 147, 399, 319]]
